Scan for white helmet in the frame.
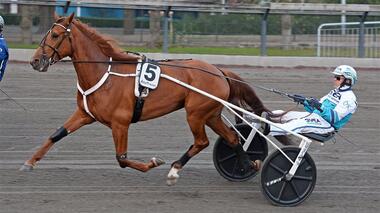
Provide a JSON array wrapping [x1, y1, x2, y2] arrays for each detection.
[[0, 16, 4, 31], [332, 65, 358, 86]]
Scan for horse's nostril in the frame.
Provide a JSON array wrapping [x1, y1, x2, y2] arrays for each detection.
[[30, 58, 40, 68], [30, 59, 39, 66]]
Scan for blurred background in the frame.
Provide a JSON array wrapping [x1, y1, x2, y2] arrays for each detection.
[[0, 0, 379, 57]]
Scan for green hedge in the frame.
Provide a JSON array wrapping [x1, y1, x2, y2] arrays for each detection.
[[77, 17, 123, 28], [0, 14, 39, 25], [173, 13, 380, 35], [0, 13, 150, 29], [2, 12, 379, 35], [77, 17, 149, 28]]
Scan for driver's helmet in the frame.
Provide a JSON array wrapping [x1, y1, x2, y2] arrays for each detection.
[[332, 65, 358, 86], [0, 16, 4, 31]]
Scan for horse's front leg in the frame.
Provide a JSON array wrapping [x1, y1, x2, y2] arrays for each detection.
[[112, 123, 165, 172], [20, 108, 95, 171]]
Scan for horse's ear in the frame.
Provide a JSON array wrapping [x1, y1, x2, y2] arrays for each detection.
[[67, 12, 75, 24], [53, 12, 60, 21]]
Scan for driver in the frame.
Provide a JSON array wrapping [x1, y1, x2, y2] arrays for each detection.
[[0, 15, 9, 82], [260, 65, 358, 145]]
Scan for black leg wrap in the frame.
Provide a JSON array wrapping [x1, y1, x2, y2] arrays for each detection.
[[232, 143, 252, 172], [172, 145, 193, 167], [50, 126, 68, 143]]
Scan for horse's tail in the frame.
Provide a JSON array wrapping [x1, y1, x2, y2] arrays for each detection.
[[221, 69, 270, 116]]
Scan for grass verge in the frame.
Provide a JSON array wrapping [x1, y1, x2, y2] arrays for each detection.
[[8, 43, 316, 57]]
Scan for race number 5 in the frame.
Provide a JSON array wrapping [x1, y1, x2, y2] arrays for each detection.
[[139, 63, 161, 89]]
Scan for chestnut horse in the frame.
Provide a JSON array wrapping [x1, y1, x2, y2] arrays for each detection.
[[22, 13, 268, 184]]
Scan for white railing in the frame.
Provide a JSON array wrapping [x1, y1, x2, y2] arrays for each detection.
[[317, 21, 380, 58]]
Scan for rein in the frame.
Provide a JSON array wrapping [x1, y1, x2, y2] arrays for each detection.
[[61, 58, 302, 120], [39, 20, 297, 105], [58, 58, 297, 102]]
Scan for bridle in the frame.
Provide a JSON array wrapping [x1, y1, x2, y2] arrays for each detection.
[[39, 22, 73, 65]]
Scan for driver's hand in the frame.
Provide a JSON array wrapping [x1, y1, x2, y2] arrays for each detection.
[[307, 97, 322, 111]]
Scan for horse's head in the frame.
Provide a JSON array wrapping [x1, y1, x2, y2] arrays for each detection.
[[30, 13, 75, 72]]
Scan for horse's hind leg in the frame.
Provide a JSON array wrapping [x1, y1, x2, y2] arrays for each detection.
[[112, 123, 165, 172], [167, 113, 210, 185], [20, 108, 95, 171], [206, 115, 255, 172]]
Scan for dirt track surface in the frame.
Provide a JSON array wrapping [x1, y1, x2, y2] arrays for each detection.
[[1, 63, 379, 213]]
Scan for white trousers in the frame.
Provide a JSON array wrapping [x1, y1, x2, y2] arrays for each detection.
[[268, 110, 335, 136]]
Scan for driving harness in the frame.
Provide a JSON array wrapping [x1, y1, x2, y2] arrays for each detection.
[[77, 56, 159, 123]]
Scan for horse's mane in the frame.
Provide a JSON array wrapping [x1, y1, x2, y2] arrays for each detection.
[[72, 19, 141, 61]]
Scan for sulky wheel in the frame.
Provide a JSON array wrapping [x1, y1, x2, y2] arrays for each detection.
[[261, 147, 317, 207], [213, 124, 268, 182]]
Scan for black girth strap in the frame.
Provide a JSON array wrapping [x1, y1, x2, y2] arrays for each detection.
[[131, 97, 145, 123], [131, 58, 159, 123]]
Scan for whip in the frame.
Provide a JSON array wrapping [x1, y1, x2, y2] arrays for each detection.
[[0, 87, 27, 111]]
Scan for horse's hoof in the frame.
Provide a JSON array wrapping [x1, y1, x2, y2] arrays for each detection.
[[19, 164, 34, 172], [167, 167, 180, 186], [166, 176, 179, 186], [151, 157, 165, 167]]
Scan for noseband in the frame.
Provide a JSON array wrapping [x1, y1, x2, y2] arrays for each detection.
[[39, 22, 73, 65]]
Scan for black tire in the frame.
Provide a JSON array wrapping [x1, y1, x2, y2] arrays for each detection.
[[261, 147, 317, 207], [213, 124, 268, 182]]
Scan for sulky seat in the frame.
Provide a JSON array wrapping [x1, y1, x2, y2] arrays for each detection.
[[302, 132, 336, 143]]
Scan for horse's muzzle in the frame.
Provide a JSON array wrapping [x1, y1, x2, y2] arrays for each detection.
[[30, 56, 50, 72]]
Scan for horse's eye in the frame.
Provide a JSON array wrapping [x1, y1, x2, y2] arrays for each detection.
[[51, 33, 59, 39]]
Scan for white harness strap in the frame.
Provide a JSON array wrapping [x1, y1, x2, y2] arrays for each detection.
[[76, 57, 136, 119]]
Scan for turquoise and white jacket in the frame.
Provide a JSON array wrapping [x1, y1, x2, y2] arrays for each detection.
[[304, 86, 357, 130]]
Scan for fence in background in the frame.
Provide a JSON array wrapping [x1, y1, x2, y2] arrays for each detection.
[[317, 21, 380, 58], [1, 1, 380, 57]]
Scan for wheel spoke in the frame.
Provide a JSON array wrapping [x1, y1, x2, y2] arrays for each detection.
[[276, 181, 287, 201], [246, 150, 264, 155], [261, 147, 316, 206], [290, 181, 301, 199], [218, 153, 236, 163], [230, 159, 239, 178], [299, 158, 306, 167], [305, 165, 312, 171], [292, 175, 313, 181], [269, 162, 286, 175]]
